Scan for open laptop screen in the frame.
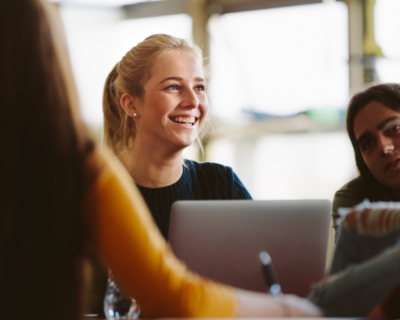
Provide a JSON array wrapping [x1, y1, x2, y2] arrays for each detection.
[[169, 199, 331, 297]]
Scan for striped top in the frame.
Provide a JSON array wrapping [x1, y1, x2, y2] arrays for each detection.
[[341, 199, 400, 237]]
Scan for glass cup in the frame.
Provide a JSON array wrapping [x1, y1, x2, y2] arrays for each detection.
[[104, 271, 140, 319]]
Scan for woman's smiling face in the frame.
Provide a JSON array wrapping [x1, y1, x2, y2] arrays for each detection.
[[134, 49, 208, 151]]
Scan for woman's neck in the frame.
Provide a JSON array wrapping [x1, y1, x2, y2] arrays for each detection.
[[118, 139, 184, 188], [394, 189, 400, 201]]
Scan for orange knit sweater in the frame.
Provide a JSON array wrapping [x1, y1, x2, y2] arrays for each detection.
[[85, 149, 237, 318]]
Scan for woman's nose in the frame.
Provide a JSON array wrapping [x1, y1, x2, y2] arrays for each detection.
[[378, 136, 395, 155], [182, 88, 199, 109]]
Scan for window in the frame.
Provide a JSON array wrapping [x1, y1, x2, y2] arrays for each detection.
[[60, 8, 192, 126], [208, 2, 348, 119], [375, 0, 400, 83]]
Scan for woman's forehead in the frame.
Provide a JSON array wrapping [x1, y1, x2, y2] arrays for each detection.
[[148, 50, 204, 82], [354, 100, 400, 138]]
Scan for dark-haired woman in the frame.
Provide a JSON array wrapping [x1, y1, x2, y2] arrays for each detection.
[[309, 84, 400, 317], [0, 0, 320, 319], [332, 83, 400, 239]]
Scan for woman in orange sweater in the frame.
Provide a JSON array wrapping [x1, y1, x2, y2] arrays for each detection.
[[0, 0, 320, 319]]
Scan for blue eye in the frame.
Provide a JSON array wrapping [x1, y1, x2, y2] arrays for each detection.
[[167, 84, 179, 90], [195, 85, 206, 91]]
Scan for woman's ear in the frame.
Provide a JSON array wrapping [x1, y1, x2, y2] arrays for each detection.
[[120, 93, 137, 118]]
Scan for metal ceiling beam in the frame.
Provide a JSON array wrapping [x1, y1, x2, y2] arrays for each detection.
[[123, 0, 186, 19], [123, 0, 323, 20], [211, 0, 322, 14]]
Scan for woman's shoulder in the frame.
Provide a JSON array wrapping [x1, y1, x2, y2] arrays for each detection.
[[84, 147, 135, 197], [184, 159, 234, 177], [333, 177, 365, 214], [184, 159, 251, 199], [331, 177, 366, 240], [335, 177, 365, 198]]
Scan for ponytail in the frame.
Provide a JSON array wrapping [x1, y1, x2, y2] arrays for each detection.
[[102, 63, 135, 155]]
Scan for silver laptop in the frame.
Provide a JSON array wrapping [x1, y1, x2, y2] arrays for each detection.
[[169, 200, 331, 297]]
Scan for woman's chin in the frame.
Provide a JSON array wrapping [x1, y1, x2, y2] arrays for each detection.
[[172, 137, 196, 151]]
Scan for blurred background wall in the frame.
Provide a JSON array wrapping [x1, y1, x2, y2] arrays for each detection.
[[51, 0, 400, 265]]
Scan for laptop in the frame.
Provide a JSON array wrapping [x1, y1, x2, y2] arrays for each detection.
[[169, 199, 331, 297]]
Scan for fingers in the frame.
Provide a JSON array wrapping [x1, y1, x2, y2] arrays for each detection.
[[281, 295, 323, 317]]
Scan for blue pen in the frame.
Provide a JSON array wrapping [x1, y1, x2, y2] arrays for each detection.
[[259, 251, 282, 297]]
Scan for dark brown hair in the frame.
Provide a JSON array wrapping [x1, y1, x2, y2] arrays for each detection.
[[347, 83, 400, 201], [0, 1, 95, 320]]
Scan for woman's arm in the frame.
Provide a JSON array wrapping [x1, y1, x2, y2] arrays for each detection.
[[332, 178, 365, 242], [87, 149, 320, 318], [236, 289, 321, 317], [232, 171, 252, 199]]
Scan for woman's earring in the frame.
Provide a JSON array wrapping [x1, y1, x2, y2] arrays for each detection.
[[133, 112, 137, 117]]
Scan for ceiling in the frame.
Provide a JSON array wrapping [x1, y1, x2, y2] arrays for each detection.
[[48, 0, 160, 7], [48, 0, 324, 9]]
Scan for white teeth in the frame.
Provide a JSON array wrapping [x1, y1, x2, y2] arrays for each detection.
[[171, 116, 196, 125]]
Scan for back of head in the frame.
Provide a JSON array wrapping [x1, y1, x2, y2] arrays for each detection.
[[102, 34, 204, 155], [347, 83, 400, 200], [0, 1, 94, 319]]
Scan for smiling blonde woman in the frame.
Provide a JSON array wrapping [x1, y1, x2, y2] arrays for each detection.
[[103, 34, 252, 239]]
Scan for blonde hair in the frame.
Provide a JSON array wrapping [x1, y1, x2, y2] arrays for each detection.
[[103, 34, 207, 155]]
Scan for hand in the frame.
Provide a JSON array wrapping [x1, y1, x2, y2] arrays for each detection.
[[279, 294, 322, 317], [236, 289, 322, 317]]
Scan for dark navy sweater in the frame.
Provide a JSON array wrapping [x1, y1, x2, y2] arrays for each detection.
[[136, 160, 252, 239]]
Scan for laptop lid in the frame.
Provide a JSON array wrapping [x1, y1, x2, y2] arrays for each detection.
[[169, 199, 331, 297]]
